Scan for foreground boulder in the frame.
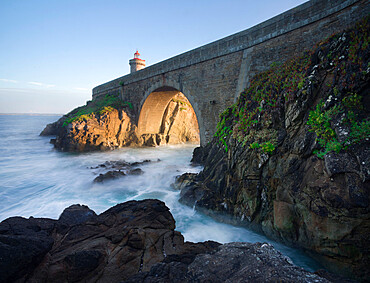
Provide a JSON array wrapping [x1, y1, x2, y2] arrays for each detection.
[[0, 199, 338, 283], [125, 242, 335, 283]]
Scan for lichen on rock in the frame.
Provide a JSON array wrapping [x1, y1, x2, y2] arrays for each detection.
[[175, 17, 370, 281]]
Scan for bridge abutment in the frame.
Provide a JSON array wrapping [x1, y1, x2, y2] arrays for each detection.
[[92, 0, 369, 146]]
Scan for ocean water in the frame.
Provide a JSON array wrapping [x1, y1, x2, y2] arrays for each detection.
[[0, 114, 322, 271]]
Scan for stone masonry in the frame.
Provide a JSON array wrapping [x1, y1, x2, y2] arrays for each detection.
[[92, 0, 369, 146]]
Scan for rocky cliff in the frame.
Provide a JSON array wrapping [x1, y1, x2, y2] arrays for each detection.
[[0, 199, 346, 283], [41, 93, 199, 151], [175, 18, 369, 281], [51, 108, 140, 151]]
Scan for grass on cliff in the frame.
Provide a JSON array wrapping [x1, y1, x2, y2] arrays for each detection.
[[215, 17, 369, 157], [63, 93, 133, 127]]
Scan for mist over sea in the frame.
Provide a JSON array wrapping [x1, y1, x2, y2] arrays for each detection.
[[0, 114, 322, 271]]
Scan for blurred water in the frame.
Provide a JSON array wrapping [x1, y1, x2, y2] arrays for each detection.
[[0, 114, 322, 271]]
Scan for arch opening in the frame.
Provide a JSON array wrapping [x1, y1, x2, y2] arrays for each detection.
[[138, 87, 200, 146]]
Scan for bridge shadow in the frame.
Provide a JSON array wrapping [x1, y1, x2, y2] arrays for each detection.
[[137, 86, 200, 146]]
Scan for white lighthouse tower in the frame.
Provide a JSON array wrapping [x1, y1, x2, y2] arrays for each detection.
[[129, 50, 146, 73]]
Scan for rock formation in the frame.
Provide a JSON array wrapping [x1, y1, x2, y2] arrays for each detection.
[[46, 108, 140, 151], [174, 19, 370, 281], [41, 93, 199, 151], [0, 199, 343, 283], [92, 159, 151, 182]]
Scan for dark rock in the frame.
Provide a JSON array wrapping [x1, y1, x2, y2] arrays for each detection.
[[128, 168, 144, 175], [125, 242, 331, 283], [0, 199, 221, 282], [0, 200, 332, 283], [191, 146, 208, 165], [58, 204, 97, 226], [175, 21, 370, 281], [130, 159, 153, 167], [39, 116, 65, 136], [0, 217, 55, 283], [324, 152, 360, 178], [187, 243, 329, 283], [64, 250, 103, 282], [93, 170, 126, 182], [172, 173, 198, 191]]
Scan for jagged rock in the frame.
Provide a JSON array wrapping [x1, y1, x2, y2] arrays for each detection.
[[1, 200, 351, 283], [91, 159, 152, 170], [51, 109, 140, 151], [172, 173, 198, 191], [187, 243, 329, 283], [41, 92, 200, 152], [125, 242, 347, 283], [174, 22, 370, 281], [0, 200, 219, 282], [0, 217, 55, 282]]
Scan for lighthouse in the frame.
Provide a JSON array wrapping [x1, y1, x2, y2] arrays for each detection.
[[129, 50, 146, 73]]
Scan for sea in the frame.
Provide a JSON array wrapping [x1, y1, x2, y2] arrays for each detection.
[[0, 114, 322, 271]]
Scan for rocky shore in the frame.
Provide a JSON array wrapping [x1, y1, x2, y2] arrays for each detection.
[[0, 199, 348, 283], [173, 19, 370, 281], [33, 17, 370, 282]]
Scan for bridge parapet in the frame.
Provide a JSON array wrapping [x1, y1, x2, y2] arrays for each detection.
[[93, 0, 363, 98]]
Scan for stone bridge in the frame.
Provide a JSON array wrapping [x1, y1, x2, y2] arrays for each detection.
[[92, 0, 368, 146]]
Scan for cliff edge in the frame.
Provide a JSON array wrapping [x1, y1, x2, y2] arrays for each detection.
[[175, 17, 370, 281]]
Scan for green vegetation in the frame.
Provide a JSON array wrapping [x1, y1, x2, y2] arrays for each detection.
[[248, 141, 276, 154], [63, 93, 133, 127], [307, 93, 370, 158], [215, 43, 312, 153], [214, 17, 369, 157]]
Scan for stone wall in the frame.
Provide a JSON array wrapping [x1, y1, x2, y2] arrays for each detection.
[[92, 0, 369, 145]]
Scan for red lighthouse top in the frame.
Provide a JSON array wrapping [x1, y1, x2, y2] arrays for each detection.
[[133, 50, 145, 61]]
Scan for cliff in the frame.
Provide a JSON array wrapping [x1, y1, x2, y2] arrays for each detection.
[[41, 92, 199, 151], [175, 17, 369, 281]]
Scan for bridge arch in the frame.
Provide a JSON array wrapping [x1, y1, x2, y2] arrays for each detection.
[[137, 82, 203, 145]]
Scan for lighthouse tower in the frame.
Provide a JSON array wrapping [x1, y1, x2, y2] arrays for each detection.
[[129, 50, 146, 73]]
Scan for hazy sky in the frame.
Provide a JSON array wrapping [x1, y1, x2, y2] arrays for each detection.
[[0, 0, 306, 114]]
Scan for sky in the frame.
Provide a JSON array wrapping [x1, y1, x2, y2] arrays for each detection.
[[0, 0, 307, 114]]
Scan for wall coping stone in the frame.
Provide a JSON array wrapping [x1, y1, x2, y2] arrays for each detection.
[[93, 0, 361, 96]]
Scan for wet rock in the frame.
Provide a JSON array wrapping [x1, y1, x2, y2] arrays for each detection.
[[0, 217, 55, 282], [0, 200, 220, 282], [1, 200, 347, 283], [175, 21, 370, 281], [93, 170, 126, 182], [125, 242, 334, 283], [128, 168, 144, 175], [187, 243, 329, 283], [172, 173, 198, 191]]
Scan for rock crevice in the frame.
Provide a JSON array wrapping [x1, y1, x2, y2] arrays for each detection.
[[0, 199, 343, 283]]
